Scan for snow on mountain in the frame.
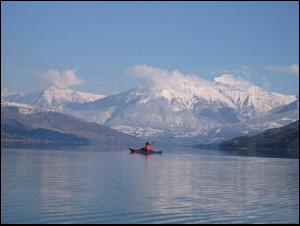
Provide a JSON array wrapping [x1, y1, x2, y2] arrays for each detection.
[[4, 65, 297, 141], [111, 125, 163, 138], [199, 107, 299, 143], [1, 100, 141, 145], [1, 100, 56, 115], [271, 99, 299, 114], [3, 85, 105, 110], [214, 74, 295, 117], [125, 73, 295, 117], [65, 72, 296, 139]]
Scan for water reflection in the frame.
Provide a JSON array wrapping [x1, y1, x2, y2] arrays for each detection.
[[150, 154, 299, 223], [1, 146, 299, 224]]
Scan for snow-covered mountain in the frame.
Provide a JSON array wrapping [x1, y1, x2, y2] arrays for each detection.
[[271, 99, 299, 114], [1, 100, 140, 145], [65, 74, 297, 139], [193, 104, 299, 144], [3, 85, 105, 110], [1, 100, 56, 115], [4, 73, 297, 141]]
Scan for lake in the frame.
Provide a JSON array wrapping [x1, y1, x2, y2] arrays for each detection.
[[1, 145, 299, 224]]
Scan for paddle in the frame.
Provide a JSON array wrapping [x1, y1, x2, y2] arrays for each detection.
[[128, 142, 145, 153]]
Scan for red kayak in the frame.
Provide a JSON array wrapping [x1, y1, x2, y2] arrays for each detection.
[[129, 148, 162, 155]]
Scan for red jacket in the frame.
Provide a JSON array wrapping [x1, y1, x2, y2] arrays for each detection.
[[145, 144, 152, 151]]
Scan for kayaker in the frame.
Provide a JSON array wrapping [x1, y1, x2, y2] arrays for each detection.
[[144, 142, 152, 152]]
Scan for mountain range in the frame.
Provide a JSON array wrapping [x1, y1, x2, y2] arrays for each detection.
[[3, 85, 105, 110], [3, 74, 298, 143], [219, 120, 299, 158], [1, 101, 140, 145], [66, 74, 298, 141]]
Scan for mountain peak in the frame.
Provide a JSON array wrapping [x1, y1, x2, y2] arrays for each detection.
[[214, 74, 252, 88], [48, 84, 71, 90], [3, 86, 105, 110]]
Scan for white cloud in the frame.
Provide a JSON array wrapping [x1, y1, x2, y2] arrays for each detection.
[[125, 64, 254, 93], [221, 66, 252, 80], [125, 64, 211, 91], [269, 64, 299, 75], [40, 69, 85, 88]]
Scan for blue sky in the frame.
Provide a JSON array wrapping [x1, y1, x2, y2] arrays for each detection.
[[1, 1, 299, 96]]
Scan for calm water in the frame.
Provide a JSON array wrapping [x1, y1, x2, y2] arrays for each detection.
[[1, 145, 299, 224]]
